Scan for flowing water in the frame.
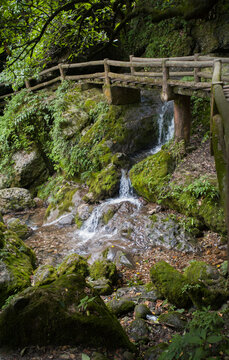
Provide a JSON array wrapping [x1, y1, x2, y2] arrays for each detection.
[[20, 99, 181, 266]]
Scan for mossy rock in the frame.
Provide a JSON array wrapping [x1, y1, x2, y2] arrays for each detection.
[[0, 274, 134, 350], [107, 299, 135, 317], [158, 311, 186, 330], [87, 164, 121, 202], [183, 261, 228, 309], [89, 260, 118, 285], [7, 218, 31, 240], [0, 188, 35, 214], [87, 277, 113, 296], [134, 304, 152, 320], [56, 253, 89, 278], [0, 227, 36, 308], [150, 261, 191, 309], [102, 208, 116, 225], [129, 150, 175, 202], [33, 265, 57, 286], [128, 318, 149, 343]]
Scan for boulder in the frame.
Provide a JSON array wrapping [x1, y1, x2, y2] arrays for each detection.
[[12, 149, 49, 188], [56, 253, 89, 278], [128, 319, 149, 343], [7, 218, 32, 239], [107, 299, 135, 317], [33, 264, 57, 286], [134, 304, 152, 320], [0, 188, 35, 214], [0, 274, 134, 350], [158, 311, 186, 330], [0, 223, 36, 307], [89, 259, 119, 285]]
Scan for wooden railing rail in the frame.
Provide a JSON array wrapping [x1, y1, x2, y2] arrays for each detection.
[[0, 54, 229, 101]]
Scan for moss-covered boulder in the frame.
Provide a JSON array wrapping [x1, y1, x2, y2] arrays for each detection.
[[158, 311, 186, 330], [86, 164, 121, 202], [183, 261, 228, 309], [134, 304, 152, 320], [107, 299, 135, 317], [0, 224, 36, 307], [56, 253, 89, 278], [89, 259, 119, 285], [7, 218, 32, 239], [150, 261, 191, 308], [0, 188, 35, 214], [129, 150, 175, 202], [33, 264, 57, 286], [0, 274, 134, 350]]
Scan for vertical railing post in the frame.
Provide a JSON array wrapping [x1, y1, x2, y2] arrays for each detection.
[[194, 53, 201, 83], [161, 59, 172, 101], [25, 80, 30, 90], [129, 55, 135, 75], [104, 58, 110, 86], [58, 63, 65, 81]]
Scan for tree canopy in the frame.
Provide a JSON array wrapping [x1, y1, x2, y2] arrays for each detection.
[[0, 0, 219, 88]]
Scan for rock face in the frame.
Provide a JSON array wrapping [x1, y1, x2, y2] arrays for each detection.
[[0, 188, 35, 214], [0, 274, 134, 350], [0, 222, 36, 307]]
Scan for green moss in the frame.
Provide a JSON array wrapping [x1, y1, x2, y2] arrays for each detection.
[[102, 209, 115, 225], [107, 299, 135, 317], [87, 164, 121, 202], [150, 261, 191, 308], [7, 218, 30, 240], [56, 253, 89, 278], [129, 150, 175, 202], [90, 260, 118, 285], [75, 214, 83, 229], [33, 265, 57, 286]]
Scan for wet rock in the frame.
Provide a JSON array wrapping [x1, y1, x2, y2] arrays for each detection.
[[77, 203, 93, 221], [12, 149, 49, 188], [107, 299, 135, 317], [87, 277, 113, 295], [0, 274, 134, 350], [158, 311, 187, 330], [134, 304, 152, 320], [0, 224, 36, 307], [57, 253, 89, 278], [33, 264, 57, 286], [104, 247, 135, 269], [89, 259, 118, 285], [150, 261, 191, 309], [128, 318, 149, 343], [115, 286, 159, 303], [7, 218, 32, 239], [0, 188, 35, 214], [61, 108, 89, 139]]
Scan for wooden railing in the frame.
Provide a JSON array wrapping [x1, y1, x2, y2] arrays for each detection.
[[1, 54, 229, 100]]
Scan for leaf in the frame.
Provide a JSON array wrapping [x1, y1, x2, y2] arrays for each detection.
[[82, 354, 90, 360], [207, 335, 222, 343], [185, 335, 202, 345]]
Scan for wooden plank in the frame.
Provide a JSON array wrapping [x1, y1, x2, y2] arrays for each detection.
[[0, 91, 18, 100], [167, 60, 214, 68], [39, 65, 59, 76], [62, 60, 104, 69], [29, 76, 61, 90], [108, 71, 162, 85], [132, 55, 195, 62], [167, 79, 210, 88], [65, 72, 105, 80]]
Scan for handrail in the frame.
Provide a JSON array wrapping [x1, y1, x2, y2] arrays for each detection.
[[0, 54, 229, 101]]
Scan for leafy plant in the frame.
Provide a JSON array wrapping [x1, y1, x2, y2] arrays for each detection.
[[78, 295, 96, 314]]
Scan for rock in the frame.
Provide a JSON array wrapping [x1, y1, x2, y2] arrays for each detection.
[[150, 261, 191, 308], [56, 253, 89, 278], [0, 224, 36, 307], [91, 352, 110, 360], [158, 311, 186, 330], [183, 261, 228, 309], [87, 277, 113, 295], [89, 259, 118, 285], [77, 203, 93, 221], [33, 264, 57, 286], [115, 285, 159, 303], [0, 274, 134, 350], [33, 197, 44, 208], [134, 304, 152, 320], [107, 299, 135, 317], [0, 187, 35, 214], [12, 149, 49, 188], [144, 343, 168, 360], [7, 218, 32, 239], [105, 247, 135, 269], [128, 319, 149, 343]]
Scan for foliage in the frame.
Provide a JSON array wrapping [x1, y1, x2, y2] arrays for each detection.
[[78, 295, 96, 313], [159, 308, 229, 360]]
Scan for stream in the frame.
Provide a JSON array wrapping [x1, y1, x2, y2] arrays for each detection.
[[8, 97, 192, 267]]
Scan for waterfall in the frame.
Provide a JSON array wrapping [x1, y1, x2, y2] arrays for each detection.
[[119, 169, 134, 198]]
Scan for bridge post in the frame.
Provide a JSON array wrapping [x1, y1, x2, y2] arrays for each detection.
[[129, 55, 135, 75], [161, 59, 174, 102], [174, 95, 191, 143]]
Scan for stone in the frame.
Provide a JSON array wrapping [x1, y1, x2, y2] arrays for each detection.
[[87, 277, 113, 296], [134, 304, 152, 320], [33, 264, 57, 286], [158, 311, 186, 330], [0, 188, 35, 214], [128, 319, 149, 343], [0, 274, 134, 350], [56, 253, 89, 278], [12, 149, 49, 188], [107, 299, 135, 317], [89, 259, 119, 285], [7, 218, 32, 239]]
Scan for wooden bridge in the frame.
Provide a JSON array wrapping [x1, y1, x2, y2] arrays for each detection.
[[1, 54, 229, 144]]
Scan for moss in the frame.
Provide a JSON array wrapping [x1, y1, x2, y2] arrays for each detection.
[[88, 164, 121, 202], [7, 218, 31, 240], [89, 260, 118, 285], [56, 253, 89, 278], [129, 150, 175, 202], [102, 209, 115, 225], [150, 261, 191, 308], [158, 311, 186, 330], [33, 265, 57, 286], [0, 274, 134, 350], [107, 299, 135, 317], [75, 214, 83, 229]]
